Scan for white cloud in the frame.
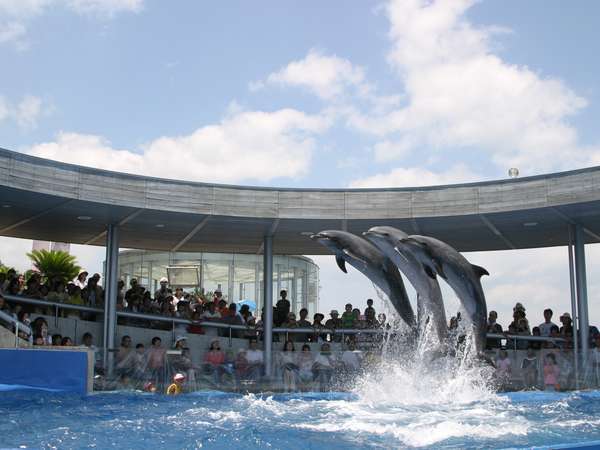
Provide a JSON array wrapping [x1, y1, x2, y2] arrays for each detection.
[[0, 0, 143, 47], [349, 163, 479, 188], [0, 94, 47, 129], [26, 108, 331, 183], [346, 0, 595, 173], [256, 49, 368, 101], [0, 21, 25, 45]]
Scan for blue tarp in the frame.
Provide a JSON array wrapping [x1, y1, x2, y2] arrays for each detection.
[[0, 349, 88, 395]]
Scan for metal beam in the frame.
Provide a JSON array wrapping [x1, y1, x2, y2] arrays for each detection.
[[84, 209, 144, 245], [170, 216, 211, 252], [479, 214, 516, 250], [552, 207, 600, 242], [0, 200, 72, 234]]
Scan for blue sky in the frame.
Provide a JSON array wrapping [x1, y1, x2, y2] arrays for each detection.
[[1, 0, 600, 327]]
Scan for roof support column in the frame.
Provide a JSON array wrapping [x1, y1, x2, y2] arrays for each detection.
[[573, 224, 590, 362], [263, 234, 273, 378], [567, 227, 580, 388], [102, 223, 120, 376]]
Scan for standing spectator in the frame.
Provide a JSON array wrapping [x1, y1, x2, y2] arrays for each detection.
[[495, 349, 511, 389], [282, 312, 300, 342], [82, 276, 104, 308], [538, 309, 558, 337], [543, 353, 560, 391], [529, 327, 543, 350], [341, 303, 355, 328], [521, 348, 538, 389], [154, 277, 172, 304], [148, 336, 166, 384], [172, 287, 185, 308], [125, 278, 139, 303], [274, 290, 291, 327], [486, 311, 503, 349], [245, 338, 264, 381], [325, 310, 342, 342], [74, 271, 88, 290], [364, 299, 376, 319], [212, 288, 224, 305]]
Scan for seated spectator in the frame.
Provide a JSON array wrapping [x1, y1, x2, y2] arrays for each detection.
[[244, 338, 264, 381], [486, 311, 503, 349], [31, 317, 50, 344], [529, 327, 543, 350], [203, 339, 226, 384], [173, 347, 196, 385], [559, 313, 574, 348], [201, 301, 221, 320], [23, 274, 43, 299], [47, 280, 68, 303], [313, 343, 336, 391], [65, 286, 84, 318], [378, 313, 387, 329], [5, 276, 22, 296], [364, 308, 380, 329], [281, 312, 300, 342], [341, 340, 362, 377], [543, 353, 560, 391], [277, 340, 298, 392], [33, 334, 44, 345], [312, 313, 326, 343], [172, 287, 185, 308], [538, 308, 557, 337], [521, 348, 538, 389], [495, 349, 511, 389], [274, 290, 290, 327], [212, 288, 224, 305], [324, 310, 342, 342], [364, 298, 376, 318], [132, 343, 147, 380], [217, 299, 229, 317], [51, 333, 63, 346], [61, 336, 73, 346], [15, 310, 31, 341], [545, 325, 561, 349], [297, 344, 314, 386], [341, 303, 355, 329]]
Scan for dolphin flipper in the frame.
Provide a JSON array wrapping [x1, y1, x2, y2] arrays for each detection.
[[336, 254, 348, 273]]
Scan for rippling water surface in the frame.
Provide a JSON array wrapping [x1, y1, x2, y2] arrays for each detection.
[[2, 383, 600, 449]]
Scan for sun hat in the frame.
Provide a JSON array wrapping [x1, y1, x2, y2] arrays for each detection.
[[174, 336, 187, 345], [159, 277, 168, 283], [331, 310, 339, 315], [173, 373, 186, 382]]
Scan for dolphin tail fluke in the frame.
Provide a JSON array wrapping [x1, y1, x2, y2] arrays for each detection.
[[471, 264, 489, 278], [336, 254, 348, 273]]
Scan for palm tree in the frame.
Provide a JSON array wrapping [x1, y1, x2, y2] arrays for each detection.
[[27, 250, 81, 285]]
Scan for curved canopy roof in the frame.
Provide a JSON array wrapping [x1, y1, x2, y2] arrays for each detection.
[[1, 148, 599, 254]]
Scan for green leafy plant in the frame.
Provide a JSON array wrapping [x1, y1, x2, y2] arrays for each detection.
[[27, 250, 81, 284]]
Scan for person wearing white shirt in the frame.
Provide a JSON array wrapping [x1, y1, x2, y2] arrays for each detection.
[[245, 339, 264, 381], [538, 308, 558, 337], [74, 271, 88, 290]]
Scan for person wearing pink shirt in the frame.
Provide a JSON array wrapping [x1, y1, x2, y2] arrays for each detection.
[[543, 353, 560, 391]]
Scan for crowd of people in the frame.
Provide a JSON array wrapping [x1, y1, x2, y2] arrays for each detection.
[[2, 268, 600, 393]]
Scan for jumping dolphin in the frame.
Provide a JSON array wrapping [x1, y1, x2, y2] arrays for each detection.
[[396, 235, 488, 354], [310, 230, 416, 330], [363, 226, 447, 347]]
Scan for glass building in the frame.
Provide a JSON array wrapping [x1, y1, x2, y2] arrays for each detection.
[[117, 250, 319, 315]]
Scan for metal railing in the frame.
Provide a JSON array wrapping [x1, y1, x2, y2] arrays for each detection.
[[0, 308, 32, 347], [0, 293, 574, 345]]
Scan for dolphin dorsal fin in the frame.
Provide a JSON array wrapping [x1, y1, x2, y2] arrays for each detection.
[[336, 254, 348, 273], [471, 264, 489, 278]]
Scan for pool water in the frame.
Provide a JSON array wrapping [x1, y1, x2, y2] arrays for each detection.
[[2, 388, 600, 449]]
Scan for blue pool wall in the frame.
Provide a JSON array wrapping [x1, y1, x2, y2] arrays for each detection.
[[0, 348, 91, 394]]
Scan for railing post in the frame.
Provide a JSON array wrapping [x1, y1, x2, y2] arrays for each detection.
[[573, 224, 589, 376], [229, 326, 233, 347], [568, 227, 580, 388], [14, 322, 18, 348], [103, 223, 120, 377]]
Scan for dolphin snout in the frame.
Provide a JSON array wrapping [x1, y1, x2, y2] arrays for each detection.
[[310, 232, 327, 240]]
